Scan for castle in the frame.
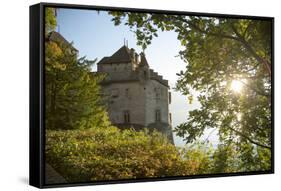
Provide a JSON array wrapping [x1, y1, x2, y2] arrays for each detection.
[[97, 45, 174, 143], [46, 32, 173, 142]]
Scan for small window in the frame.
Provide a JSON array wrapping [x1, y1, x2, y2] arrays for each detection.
[[124, 110, 130, 123], [125, 88, 130, 97], [155, 88, 160, 99], [169, 92, 171, 104], [169, 113, 172, 124], [111, 89, 119, 98], [155, 109, 161, 122]]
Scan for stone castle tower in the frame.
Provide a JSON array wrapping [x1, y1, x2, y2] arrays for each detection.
[[97, 45, 174, 143]]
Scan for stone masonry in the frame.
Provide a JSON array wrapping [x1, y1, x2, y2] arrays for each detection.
[[97, 45, 174, 143]]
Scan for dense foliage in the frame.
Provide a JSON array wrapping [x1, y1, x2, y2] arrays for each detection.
[[46, 127, 270, 182], [46, 127, 198, 182], [45, 8, 110, 130], [109, 12, 272, 169], [45, 8, 56, 34]]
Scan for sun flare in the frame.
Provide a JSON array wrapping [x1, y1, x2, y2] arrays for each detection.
[[231, 80, 245, 93]]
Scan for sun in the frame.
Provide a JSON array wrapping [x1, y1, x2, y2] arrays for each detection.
[[230, 80, 245, 93]]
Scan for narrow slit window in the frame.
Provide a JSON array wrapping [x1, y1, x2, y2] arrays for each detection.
[[155, 109, 161, 122], [124, 110, 130, 123], [125, 88, 129, 97]]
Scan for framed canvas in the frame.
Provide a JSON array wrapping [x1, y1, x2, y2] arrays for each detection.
[[29, 2, 274, 188]]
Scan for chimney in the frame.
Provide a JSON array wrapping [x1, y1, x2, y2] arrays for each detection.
[[139, 52, 149, 67], [130, 48, 135, 62], [135, 53, 139, 64]]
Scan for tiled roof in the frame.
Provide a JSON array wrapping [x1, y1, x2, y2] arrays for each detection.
[[96, 45, 169, 87], [98, 45, 132, 64], [47, 31, 78, 52]]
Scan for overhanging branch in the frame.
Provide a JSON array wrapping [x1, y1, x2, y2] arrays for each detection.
[[230, 24, 272, 76], [228, 126, 271, 150]]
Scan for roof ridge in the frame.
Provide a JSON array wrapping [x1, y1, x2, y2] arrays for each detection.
[[98, 45, 132, 65]]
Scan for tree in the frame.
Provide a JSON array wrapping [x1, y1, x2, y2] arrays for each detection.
[[45, 8, 110, 130], [45, 40, 110, 130], [45, 8, 57, 35], [109, 12, 272, 170]]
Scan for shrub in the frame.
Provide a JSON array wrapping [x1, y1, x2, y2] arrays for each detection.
[[46, 126, 196, 182]]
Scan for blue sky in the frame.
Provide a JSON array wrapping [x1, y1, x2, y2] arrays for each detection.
[[56, 8, 218, 147]]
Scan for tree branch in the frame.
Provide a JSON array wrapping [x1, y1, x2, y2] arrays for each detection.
[[242, 22, 251, 38], [177, 16, 241, 42], [228, 126, 271, 150], [230, 24, 272, 76], [239, 80, 271, 97], [177, 16, 271, 76]]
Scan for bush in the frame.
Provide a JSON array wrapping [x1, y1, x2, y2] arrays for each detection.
[[46, 126, 269, 183], [46, 126, 197, 182]]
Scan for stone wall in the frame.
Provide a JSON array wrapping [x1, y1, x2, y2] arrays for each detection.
[[102, 81, 146, 125], [98, 62, 136, 82], [145, 80, 169, 126], [97, 47, 173, 143], [101, 78, 174, 143]]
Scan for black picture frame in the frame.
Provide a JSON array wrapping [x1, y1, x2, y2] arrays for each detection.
[[30, 2, 274, 189]]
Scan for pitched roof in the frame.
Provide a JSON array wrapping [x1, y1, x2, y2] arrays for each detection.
[[98, 45, 132, 64], [47, 31, 78, 52]]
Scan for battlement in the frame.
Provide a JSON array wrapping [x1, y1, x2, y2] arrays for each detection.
[[149, 69, 169, 87]]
